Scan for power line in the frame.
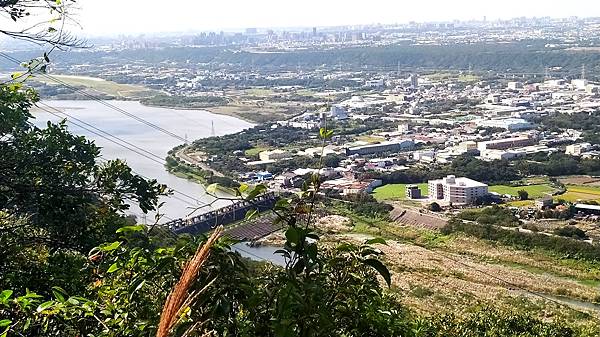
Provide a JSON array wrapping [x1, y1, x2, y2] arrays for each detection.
[[95, 154, 208, 208], [0, 52, 216, 209], [0, 52, 188, 144], [38, 101, 167, 164], [37, 105, 167, 165], [34, 103, 207, 207]]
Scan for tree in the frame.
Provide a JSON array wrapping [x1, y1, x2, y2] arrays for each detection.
[[554, 226, 588, 240], [1, 0, 81, 48], [1, 0, 84, 86], [518, 189, 529, 201], [0, 89, 596, 336], [0, 83, 167, 295], [429, 202, 442, 212]]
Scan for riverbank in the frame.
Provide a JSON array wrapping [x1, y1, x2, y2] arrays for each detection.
[[140, 102, 260, 124], [145, 101, 295, 124], [204, 104, 291, 124], [165, 155, 239, 194], [34, 74, 298, 123]]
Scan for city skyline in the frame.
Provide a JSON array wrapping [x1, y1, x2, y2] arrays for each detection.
[[67, 0, 600, 35]]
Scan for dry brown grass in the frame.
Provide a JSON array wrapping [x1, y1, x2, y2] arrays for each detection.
[[156, 226, 224, 337], [559, 176, 600, 185], [327, 227, 600, 322]]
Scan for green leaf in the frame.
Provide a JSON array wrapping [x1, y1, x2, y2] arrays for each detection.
[[365, 238, 387, 246], [245, 208, 258, 220], [319, 127, 334, 139], [37, 301, 54, 312], [238, 183, 249, 194], [22, 291, 43, 299], [67, 297, 80, 305], [0, 290, 13, 303], [246, 184, 267, 200], [363, 258, 392, 287], [0, 320, 10, 328], [319, 127, 327, 139], [100, 241, 121, 251], [273, 249, 291, 259], [306, 243, 318, 260], [285, 227, 301, 246], [206, 183, 219, 194], [274, 198, 290, 209], [10, 72, 22, 80], [23, 318, 30, 330], [51, 286, 67, 303], [107, 263, 120, 273], [129, 280, 146, 300], [116, 225, 144, 233]]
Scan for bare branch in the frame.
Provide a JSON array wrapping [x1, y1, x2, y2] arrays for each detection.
[[0, 0, 88, 51]]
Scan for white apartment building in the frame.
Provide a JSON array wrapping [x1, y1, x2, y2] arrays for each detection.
[[428, 175, 489, 205], [259, 149, 291, 162], [566, 143, 592, 156]]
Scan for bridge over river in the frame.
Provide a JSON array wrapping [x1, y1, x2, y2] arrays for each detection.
[[164, 192, 278, 236]]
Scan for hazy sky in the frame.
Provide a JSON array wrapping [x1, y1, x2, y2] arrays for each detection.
[[14, 0, 600, 35]]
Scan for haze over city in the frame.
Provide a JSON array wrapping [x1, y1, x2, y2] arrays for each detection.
[[69, 0, 600, 34]]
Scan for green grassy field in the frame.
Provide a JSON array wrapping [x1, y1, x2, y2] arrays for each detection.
[[505, 200, 535, 207], [244, 88, 274, 96], [373, 183, 429, 201], [244, 146, 270, 157], [37, 74, 157, 98], [488, 184, 555, 199], [555, 185, 600, 203]]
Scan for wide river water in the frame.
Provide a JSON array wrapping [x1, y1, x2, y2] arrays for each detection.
[[34, 100, 254, 221]]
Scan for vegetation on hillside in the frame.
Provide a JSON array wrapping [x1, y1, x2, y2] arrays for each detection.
[[8, 40, 600, 80], [2, 83, 599, 335], [2, 4, 600, 335]]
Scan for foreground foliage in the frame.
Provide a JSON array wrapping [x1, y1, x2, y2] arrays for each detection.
[[1, 84, 598, 336]]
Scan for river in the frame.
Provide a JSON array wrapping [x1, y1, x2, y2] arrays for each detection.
[[33, 100, 254, 221]]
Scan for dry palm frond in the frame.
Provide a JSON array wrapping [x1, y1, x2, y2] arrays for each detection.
[[156, 226, 224, 337]]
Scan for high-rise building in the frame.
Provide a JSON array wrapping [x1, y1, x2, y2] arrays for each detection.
[[312, 27, 317, 37], [428, 175, 488, 204], [409, 74, 419, 89]]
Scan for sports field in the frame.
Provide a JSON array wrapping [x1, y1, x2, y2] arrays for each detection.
[[488, 184, 555, 199], [373, 183, 429, 201]]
